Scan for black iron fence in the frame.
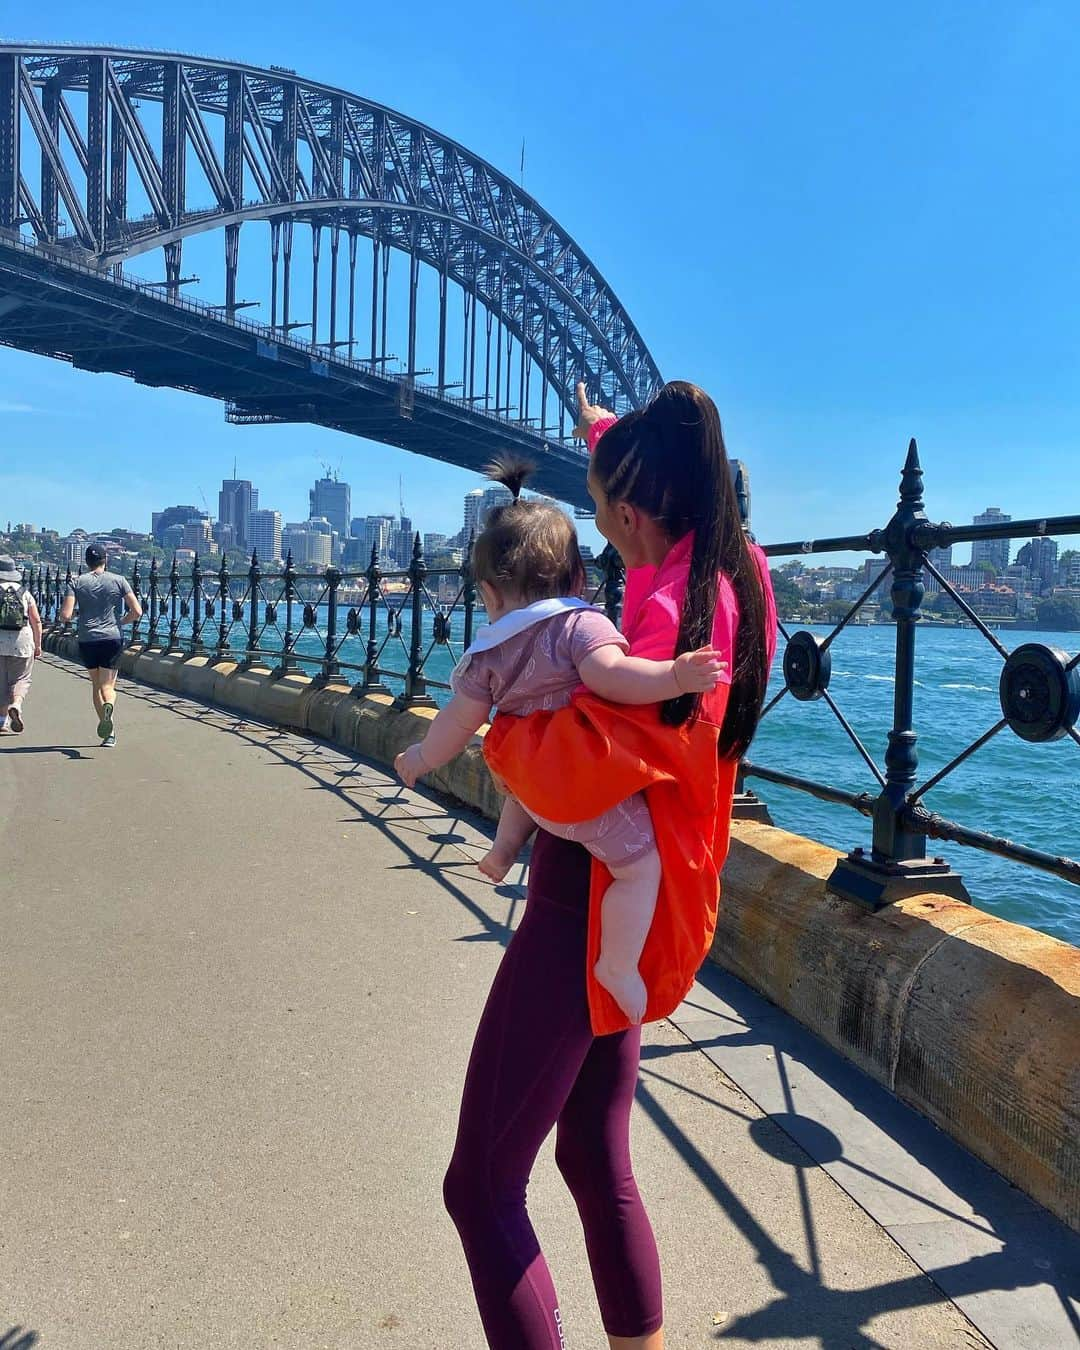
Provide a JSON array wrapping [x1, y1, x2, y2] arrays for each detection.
[[27, 539, 623, 705], [25, 443, 1079, 911], [746, 439, 1079, 907]]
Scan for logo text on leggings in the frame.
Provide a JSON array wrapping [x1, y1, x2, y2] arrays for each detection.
[[554, 1307, 567, 1347]]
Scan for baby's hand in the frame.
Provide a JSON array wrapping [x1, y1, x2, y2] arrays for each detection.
[[395, 742, 428, 788], [673, 647, 728, 694]]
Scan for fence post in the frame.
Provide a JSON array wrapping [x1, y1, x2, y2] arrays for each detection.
[[828, 439, 968, 907], [189, 554, 205, 653], [147, 557, 160, 648], [402, 533, 435, 708], [601, 543, 625, 627], [216, 554, 230, 659], [130, 559, 142, 645], [360, 543, 386, 694], [167, 556, 180, 650], [322, 565, 341, 681], [277, 550, 296, 676], [246, 550, 261, 667], [462, 532, 476, 651]]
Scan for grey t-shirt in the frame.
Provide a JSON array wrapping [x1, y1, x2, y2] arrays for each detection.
[[66, 571, 133, 642]]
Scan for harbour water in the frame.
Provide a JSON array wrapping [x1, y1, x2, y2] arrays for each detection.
[[752, 625, 1079, 946], [165, 608, 1080, 947]]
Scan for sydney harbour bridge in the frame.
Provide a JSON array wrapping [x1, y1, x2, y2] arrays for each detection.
[[0, 44, 663, 510]]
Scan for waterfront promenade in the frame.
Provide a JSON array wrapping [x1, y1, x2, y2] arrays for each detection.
[[2, 657, 1076, 1349]]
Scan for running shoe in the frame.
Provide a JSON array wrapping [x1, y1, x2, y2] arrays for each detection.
[[8, 706, 23, 733], [101, 734, 116, 748], [97, 703, 114, 739]]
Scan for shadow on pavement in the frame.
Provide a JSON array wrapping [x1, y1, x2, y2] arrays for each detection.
[[0, 744, 90, 759], [95, 673, 1080, 1349], [118, 682, 522, 947], [636, 962, 1080, 1345], [0, 1327, 40, 1349]]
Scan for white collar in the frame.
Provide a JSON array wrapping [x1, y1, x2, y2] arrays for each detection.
[[464, 596, 595, 657]]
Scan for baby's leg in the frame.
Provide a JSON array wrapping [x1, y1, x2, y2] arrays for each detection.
[[479, 796, 536, 882], [593, 848, 661, 1025]]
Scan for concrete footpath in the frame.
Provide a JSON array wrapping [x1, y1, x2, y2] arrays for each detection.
[[0, 656, 1044, 1348]]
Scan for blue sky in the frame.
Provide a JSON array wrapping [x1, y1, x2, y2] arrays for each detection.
[[1, 1, 1078, 560]]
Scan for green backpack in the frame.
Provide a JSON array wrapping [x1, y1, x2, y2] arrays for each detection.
[[0, 586, 28, 632]]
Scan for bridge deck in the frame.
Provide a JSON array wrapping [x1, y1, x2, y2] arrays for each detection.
[[1, 657, 1073, 1349]]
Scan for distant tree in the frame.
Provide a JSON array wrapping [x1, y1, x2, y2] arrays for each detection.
[[975, 561, 997, 578], [1036, 596, 1080, 631], [824, 599, 851, 624], [770, 570, 802, 619]]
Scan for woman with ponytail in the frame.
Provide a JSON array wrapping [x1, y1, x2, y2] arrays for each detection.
[[431, 382, 776, 1349]]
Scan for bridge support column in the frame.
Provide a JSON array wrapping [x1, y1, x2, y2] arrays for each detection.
[[0, 53, 18, 230], [225, 225, 239, 312]]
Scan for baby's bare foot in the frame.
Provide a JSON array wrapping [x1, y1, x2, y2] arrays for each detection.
[[478, 848, 514, 882], [594, 956, 647, 1024]]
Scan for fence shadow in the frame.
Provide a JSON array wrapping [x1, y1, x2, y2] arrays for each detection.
[[60, 665, 1080, 1349], [0, 1328, 39, 1349]]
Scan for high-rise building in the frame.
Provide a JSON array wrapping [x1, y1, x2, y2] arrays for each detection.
[[181, 518, 214, 553], [212, 521, 237, 554], [218, 480, 258, 548], [351, 514, 396, 567], [463, 484, 513, 543], [283, 521, 332, 567], [152, 505, 206, 546], [970, 508, 1011, 573], [248, 509, 283, 563], [392, 515, 415, 568], [927, 545, 953, 569], [310, 476, 351, 540], [1017, 538, 1059, 593]]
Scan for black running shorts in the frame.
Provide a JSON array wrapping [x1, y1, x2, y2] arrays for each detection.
[[78, 638, 124, 670]]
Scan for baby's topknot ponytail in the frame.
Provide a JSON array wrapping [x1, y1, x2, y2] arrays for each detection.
[[484, 454, 536, 502]]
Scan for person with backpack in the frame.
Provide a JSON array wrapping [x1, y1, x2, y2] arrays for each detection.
[[0, 554, 42, 735], [58, 544, 142, 747]]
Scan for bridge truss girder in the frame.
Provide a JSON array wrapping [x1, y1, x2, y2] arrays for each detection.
[[0, 45, 663, 439]]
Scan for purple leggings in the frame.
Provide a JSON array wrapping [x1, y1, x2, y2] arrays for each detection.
[[443, 831, 663, 1347]]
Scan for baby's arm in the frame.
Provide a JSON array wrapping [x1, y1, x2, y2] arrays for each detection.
[[395, 692, 492, 787], [577, 644, 726, 706]]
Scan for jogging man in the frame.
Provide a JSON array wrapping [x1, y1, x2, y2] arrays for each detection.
[[59, 544, 142, 747]]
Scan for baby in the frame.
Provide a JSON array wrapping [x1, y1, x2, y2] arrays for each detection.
[[395, 460, 724, 1023]]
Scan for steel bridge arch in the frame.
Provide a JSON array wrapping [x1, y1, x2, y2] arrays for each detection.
[[0, 43, 662, 423], [108, 199, 630, 405]]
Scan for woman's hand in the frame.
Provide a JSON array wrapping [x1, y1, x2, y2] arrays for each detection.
[[395, 742, 429, 788], [673, 647, 728, 694], [572, 381, 614, 440]]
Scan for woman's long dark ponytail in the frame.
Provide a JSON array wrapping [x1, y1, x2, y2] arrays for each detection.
[[591, 381, 770, 758]]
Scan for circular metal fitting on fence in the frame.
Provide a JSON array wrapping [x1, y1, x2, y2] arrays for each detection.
[[433, 611, 451, 644], [205, 598, 215, 619], [346, 607, 360, 635], [265, 603, 277, 624], [999, 644, 1080, 743], [387, 612, 402, 636], [232, 601, 244, 621], [302, 603, 317, 628], [179, 599, 189, 618], [783, 631, 832, 702]]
